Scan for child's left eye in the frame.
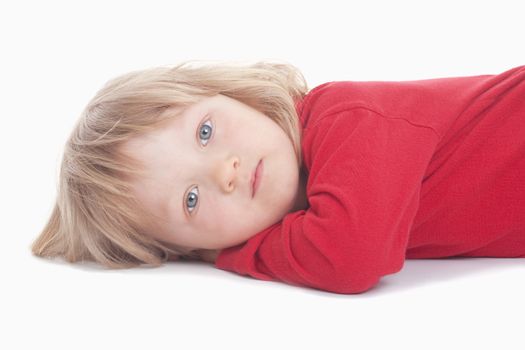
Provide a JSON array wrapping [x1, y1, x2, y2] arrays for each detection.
[[198, 119, 213, 147]]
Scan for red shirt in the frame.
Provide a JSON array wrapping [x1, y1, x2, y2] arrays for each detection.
[[215, 65, 525, 294]]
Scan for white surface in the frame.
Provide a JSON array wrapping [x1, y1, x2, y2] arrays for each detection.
[[1, 0, 524, 349]]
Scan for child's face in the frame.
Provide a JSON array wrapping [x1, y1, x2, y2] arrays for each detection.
[[120, 94, 307, 250]]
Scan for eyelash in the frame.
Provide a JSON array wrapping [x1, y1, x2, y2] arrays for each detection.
[[185, 118, 214, 216]]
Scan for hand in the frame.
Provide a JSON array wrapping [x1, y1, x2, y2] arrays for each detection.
[[196, 249, 221, 263]]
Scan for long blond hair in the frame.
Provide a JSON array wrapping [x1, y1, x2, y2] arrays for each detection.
[[30, 59, 309, 269]]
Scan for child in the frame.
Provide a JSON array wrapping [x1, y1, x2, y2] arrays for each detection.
[[31, 60, 525, 294]]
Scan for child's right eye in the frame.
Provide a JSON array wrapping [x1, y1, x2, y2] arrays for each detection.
[[185, 186, 199, 215]]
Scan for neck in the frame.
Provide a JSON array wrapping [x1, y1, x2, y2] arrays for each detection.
[[291, 165, 309, 212]]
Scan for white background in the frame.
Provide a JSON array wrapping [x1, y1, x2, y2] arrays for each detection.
[[1, 0, 524, 349]]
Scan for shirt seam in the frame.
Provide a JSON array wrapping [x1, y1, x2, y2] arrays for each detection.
[[307, 104, 443, 141]]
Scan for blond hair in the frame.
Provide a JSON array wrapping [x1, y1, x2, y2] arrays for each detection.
[[31, 59, 309, 269]]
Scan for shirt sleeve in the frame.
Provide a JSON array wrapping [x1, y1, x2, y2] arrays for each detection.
[[215, 106, 441, 294]]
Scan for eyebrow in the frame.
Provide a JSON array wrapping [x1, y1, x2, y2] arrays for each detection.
[[176, 149, 190, 224], [163, 178, 186, 225], [173, 110, 206, 224], [171, 184, 188, 223]]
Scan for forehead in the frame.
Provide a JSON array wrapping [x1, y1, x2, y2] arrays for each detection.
[[120, 108, 191, 192], [118, 106, 189, 209]]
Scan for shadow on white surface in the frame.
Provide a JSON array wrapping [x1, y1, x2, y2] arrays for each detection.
[[37, 254, 525, 297], [371, 257, 524, 295]]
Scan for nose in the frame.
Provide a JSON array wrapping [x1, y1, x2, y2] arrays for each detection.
[[214, 155, 241, 193]]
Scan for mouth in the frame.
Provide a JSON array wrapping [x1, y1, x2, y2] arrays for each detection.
[[251, 159, 263, 198]]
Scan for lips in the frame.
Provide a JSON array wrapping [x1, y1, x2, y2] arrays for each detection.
[[251, 159, 263, 198]]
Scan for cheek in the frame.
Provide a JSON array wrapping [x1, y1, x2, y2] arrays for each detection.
[[202, 201, 245, 240], [200, 201, 227, 231]]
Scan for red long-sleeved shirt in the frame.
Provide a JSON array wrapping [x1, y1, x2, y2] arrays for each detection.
[[215, 65, 525, 294]]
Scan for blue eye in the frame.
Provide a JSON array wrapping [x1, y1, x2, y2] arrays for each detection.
[[185, 119, 214, 216], [198, 119, 213, 147], [186, 186, 199, 215]]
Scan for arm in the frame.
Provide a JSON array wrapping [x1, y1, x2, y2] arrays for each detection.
[[216, 106, 440, 294]]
